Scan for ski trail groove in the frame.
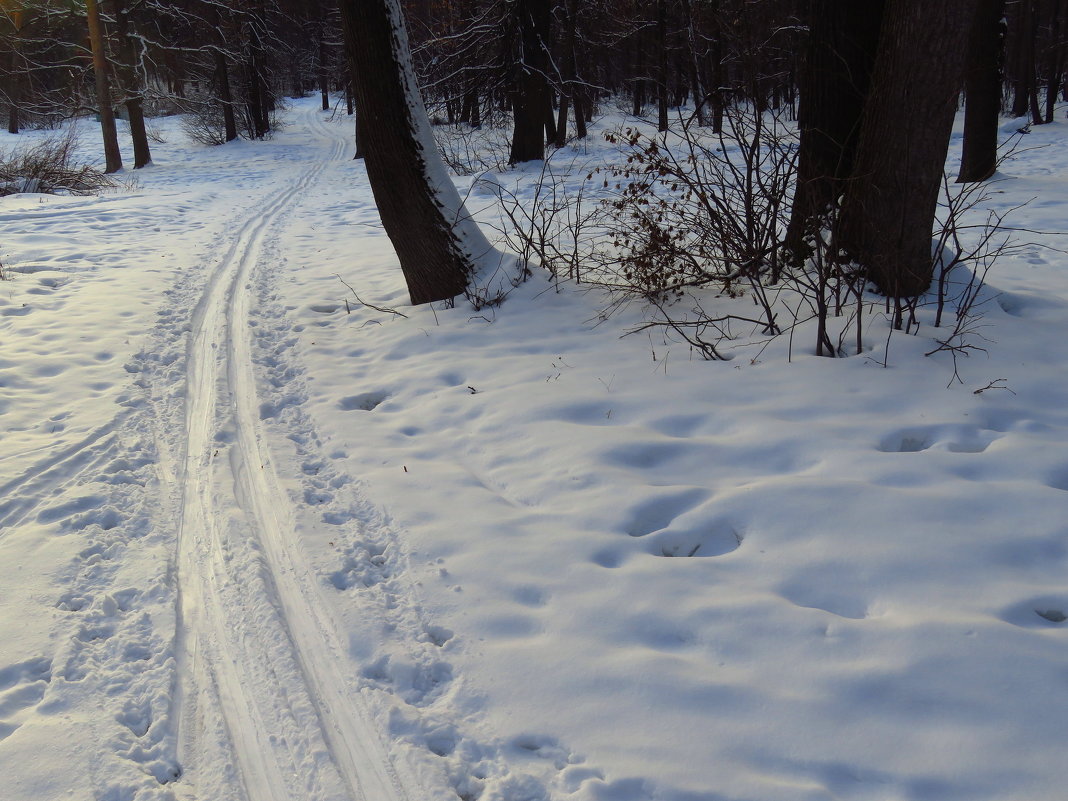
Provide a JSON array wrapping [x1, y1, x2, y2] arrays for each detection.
[[174, 108, 409, 801]]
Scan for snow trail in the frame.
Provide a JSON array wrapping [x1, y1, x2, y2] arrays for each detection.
[[172, 106, 410, 801]]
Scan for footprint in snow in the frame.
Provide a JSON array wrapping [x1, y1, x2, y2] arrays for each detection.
[[1001, 596, 1068, 628], [339, 391, 389, 411]]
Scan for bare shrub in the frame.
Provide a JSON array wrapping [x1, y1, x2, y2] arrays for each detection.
[[492, 104, 1027, 369], [0, 128, 116, 196], [178, 96, 233, 146], [434, 123, 511, 175], [177, 92, 284, 145]]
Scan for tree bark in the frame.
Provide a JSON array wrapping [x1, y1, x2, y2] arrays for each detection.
[[109, 0, 151, 168], [837, 0, 976, 298], [554, 0, 580, 148], [7, 32, 22, 134], [509, 0, 551, 163], [958, 0, 1006, 182], [1011, 0, 1038, 119], [656, 0, 669, 132], [214, 47, 239, 142], [85, 0, 123, 173], [681, 0, 706, 125], [786, 0, 884, 260], [337, 0, 493, 304], [1042, 0, 1064, 124]]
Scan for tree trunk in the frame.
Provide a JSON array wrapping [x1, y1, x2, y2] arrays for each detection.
[[85, 0, 123, 173], [681, 0, 706, 125], [214, 48, 239, 142], [7, 38, 22, 134], [786, 0, 884, 260], [656, 0, 669, 132], [1042, 0, 1064, 124], [837, 0, 976, 298], [554, 0, 580, 148], [337, 0, 493, 304], [1011, 0, 1038, 118], [509, 0, 551, 163], [110, 0, 151, 167], [707, 0, 724, 133], [543, 94, 557, 144], [958, 0, 1006, 182]]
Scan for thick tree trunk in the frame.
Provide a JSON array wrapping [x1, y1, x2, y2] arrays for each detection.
[[958, 0, 1006, 182], [337, 0, 493, 304], [786, 0, 884, 260], [509, 0, 551, 163], [837, 0, 976, 298], [85, 0, 123, 173]]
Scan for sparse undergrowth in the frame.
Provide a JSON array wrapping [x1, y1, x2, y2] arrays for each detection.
[[476, 106, 1042, 373], [0, 128, 116, 196]]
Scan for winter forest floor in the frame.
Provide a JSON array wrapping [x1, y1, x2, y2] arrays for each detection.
[[1, 97, 1068, 801]]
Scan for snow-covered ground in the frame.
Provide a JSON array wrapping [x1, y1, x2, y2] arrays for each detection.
[[1, 98, 1067, 801]]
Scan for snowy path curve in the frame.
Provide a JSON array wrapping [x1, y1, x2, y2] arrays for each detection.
[[171, 107, 411, 801]]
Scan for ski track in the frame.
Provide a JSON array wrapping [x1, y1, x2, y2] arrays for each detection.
[[170, 107, 410, 801]]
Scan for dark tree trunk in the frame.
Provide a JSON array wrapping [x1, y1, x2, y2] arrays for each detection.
[[707, 0, 724, 133], [246, 1, 271, 138], [958, 0, 1006, 182], [509, 0, 551, 163], [7, 43, 21, 134], [1011, 0, 1039, 118], [85, 0, 123, 173], [786, 0, 884, 259], [837, 0, 976, 298], [543, 94, 557, 144], [110, 0, 151, 168], [318, 18, 330, 111], [125, 99, 151, 168], [214, 47, 239, 142], [657, 0, 669, 132], [554, 0, 580, 148], [1042, 0, 1064, 124], [337, 0, 492, 304], [681, 0, 705, 125]]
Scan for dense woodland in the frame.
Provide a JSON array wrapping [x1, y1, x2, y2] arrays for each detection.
[[1, 1, 1066, 322]]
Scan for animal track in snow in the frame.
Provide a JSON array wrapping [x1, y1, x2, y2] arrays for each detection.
[[1001, 596, 1068, 627]]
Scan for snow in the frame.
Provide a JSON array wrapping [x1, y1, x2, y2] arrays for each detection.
[[2, 97, 1067, 801]]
